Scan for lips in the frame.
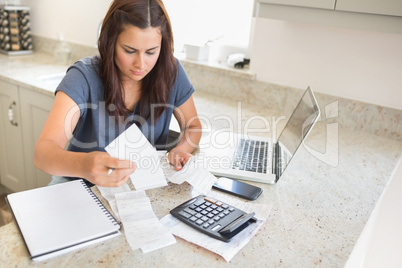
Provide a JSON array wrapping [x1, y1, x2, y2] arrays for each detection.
[[131, 69, 145, 75]]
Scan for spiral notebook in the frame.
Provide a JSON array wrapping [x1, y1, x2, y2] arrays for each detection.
[[6, 179, 121, 262]]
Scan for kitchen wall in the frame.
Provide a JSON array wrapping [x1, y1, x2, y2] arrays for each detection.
[[15, 0, 402, 110], [19, 0, 111, 47], [250, 18, 402, 110]]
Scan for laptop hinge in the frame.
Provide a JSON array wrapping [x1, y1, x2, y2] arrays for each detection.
[[274, 143, 281, 183], [271, 142, 276, 175]]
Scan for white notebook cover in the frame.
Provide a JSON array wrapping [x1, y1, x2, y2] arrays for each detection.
[[6, 179, 120, 261]]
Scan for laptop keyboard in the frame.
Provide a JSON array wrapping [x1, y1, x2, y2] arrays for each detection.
[[232, 138, 269, 173]]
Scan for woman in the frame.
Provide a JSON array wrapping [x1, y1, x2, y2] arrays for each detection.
[[34, 0, 202, 187]]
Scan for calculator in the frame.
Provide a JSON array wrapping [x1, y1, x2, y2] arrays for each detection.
[[170, 195, 257, 242]]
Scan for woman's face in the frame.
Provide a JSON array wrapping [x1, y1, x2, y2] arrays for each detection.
[[115, 25, 162, 84]]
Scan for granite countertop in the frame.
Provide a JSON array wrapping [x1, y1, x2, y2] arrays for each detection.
[[0, 52, 69, 96], [0, 52, 401, 267]]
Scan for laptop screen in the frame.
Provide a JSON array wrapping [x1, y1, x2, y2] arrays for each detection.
[[276, 87, 320, 180]]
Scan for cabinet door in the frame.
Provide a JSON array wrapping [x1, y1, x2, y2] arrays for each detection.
[[0, 80, 26, 192], [19, 87, 54, 189], [336, 0, 402, 17], [259, 0, 336, 10]]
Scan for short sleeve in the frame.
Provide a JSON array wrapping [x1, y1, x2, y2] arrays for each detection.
[[171, 60, 195, 108], [55, 57, 101, 119], [55, 67, 89, 106]]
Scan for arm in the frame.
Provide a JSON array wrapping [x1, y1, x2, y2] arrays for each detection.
[[34, 91, 135, 187], [168, 96, 202, 170]]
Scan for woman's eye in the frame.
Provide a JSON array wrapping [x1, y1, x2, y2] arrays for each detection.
[[146, 51, 155, 55], [124, 49, 136, 54]]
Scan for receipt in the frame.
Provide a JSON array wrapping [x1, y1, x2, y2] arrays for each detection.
[[161, 155, 217, 194], [115, 191, 176, 252], [97, 183, 131, 221], [105, 124, 167, 191]]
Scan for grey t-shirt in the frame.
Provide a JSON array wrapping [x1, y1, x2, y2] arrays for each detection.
[[55, 56, 194, 183]]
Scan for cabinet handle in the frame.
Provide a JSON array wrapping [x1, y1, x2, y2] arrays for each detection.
[[8, 101, 18, 126]]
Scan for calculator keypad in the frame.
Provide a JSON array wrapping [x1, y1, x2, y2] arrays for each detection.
[[170, 195, 251, 242], [179, 197, 235, 228]]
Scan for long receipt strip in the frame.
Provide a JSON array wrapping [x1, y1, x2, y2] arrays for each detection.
[[97, 183, 131, 221], [105, 124, 167, 191], [114, 191, 176, 253], [161, 191, 273, 262], [98, 185, 176, 252]]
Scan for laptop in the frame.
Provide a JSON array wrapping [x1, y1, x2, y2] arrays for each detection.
[[198, 87, 320, 184]]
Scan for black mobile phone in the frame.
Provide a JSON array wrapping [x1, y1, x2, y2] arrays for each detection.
[[212, 177, 262, 201]]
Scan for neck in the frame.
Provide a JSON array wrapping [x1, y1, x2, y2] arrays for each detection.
[[122, 81, 141, 112]]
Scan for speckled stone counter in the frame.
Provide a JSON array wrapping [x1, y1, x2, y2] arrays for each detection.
[[0, 50, 401, 267], [0, 52, 69, 96]]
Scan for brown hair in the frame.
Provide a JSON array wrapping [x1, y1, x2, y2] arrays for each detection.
[[98, 0, 177, 123]]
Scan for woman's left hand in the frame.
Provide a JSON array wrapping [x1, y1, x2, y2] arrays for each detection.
[[167, 150, 193, 171]]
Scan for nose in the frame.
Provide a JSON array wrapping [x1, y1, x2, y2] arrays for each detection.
[[134, 53, 145, 69]]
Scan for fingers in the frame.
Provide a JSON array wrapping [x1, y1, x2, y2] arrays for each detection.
[[101, 161, 136, 187], [94, 168, 133, 187], [168, 151, 192, 171], [107, 157, 136, 170], [85, 152, 136, 187], [103, 156, 135, 179]]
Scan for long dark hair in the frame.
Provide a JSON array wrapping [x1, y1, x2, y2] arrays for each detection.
[[98, 0, 177, 123]]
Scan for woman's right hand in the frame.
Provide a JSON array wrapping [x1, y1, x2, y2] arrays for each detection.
[[34, 91, 136, 187], [81, 151, 136, 187]]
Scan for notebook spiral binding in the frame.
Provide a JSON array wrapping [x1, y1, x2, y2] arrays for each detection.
[[80, 180, 120, 226]]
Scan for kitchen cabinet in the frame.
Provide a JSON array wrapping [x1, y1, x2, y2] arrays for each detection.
[[19, 87, 53, 190], [255, 0, 402, 34], [258, 0, 402, 16], [0, 80, 53, 192], [259, 0, 336, 10], [336, 0, 402, 17], [0, 80, 26, 192]]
